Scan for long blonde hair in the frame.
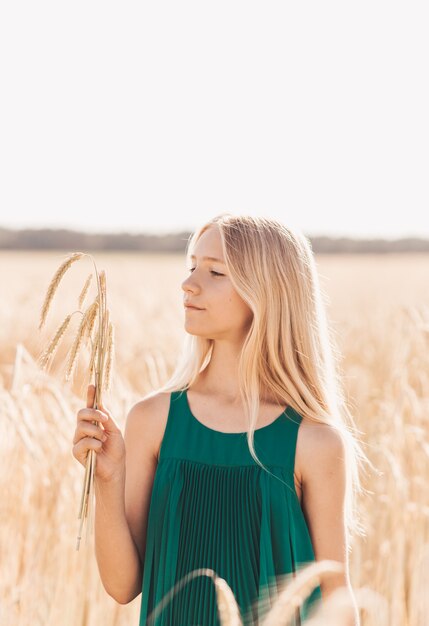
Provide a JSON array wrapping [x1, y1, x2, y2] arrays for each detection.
[[153, 213, 373, 548]]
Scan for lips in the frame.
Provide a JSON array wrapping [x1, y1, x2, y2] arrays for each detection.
[[184, 303, 204, 310]]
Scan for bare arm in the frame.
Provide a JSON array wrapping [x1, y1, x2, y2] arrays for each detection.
[[299, 423, 360, 626], [94, 473, 143, 604], [94, 396, 162, 604]]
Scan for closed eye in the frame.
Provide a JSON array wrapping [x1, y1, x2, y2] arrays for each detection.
[[188, 268, 224, 277]]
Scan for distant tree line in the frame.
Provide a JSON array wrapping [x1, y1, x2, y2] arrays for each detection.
[[0, 226, 428, 253]]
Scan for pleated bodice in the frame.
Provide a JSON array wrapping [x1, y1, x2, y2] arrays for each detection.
[[138, 389, 322, 626]]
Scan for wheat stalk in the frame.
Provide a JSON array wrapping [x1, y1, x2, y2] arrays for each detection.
[[214, 576, 243, 626], [89, 338, 99, 381], [39, 252, 85, 331], [260, 560, 344, 626], [145, 568, 243, 626], [78, 273, 93, 309], [38, 251, 114, 551], [76, 270, 110, 548], [104, 320, 114, 392], [85, 296, 99, 346], [65, 298, 99, 381], [38, 313, 75, 369]]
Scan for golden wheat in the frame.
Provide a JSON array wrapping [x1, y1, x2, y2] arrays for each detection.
[[214, 575, 243, 626], [85, 295, 99, 344], [2, 251, 428, 625], [65, 299, 98, 380], [66, 296, 100, 380], [89, 337, 99, 380], [78, 273, 93, 309], [260, 561, 344, 626], [104, 320, 114, 391], [38, 251, 85, 330], [36, 251, 114, 551], [38, 313, 74, 369]]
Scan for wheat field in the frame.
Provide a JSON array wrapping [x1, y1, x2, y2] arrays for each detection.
[[1, 250, 428, 626]]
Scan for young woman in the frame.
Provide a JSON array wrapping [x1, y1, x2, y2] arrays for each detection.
[[73, 214, 368, 625]]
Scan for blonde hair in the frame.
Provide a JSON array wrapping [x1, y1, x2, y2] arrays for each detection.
[[153, 212, 373, 548]]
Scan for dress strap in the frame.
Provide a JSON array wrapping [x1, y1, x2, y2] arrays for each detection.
[[157, 390, 183, 461]]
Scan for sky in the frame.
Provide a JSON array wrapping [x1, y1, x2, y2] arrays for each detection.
[[0, 1, 428, 239]]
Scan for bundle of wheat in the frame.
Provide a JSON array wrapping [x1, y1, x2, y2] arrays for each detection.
[[38, 251, 114, 551]]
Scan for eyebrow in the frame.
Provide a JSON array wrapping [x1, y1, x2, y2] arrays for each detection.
[[190, 254, 226, 264]]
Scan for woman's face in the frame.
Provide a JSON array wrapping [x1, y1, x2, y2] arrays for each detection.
[[181, 225, 253, 342]]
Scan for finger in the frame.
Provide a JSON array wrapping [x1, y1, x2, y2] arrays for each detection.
[[74, 437, 103, 458], [95, 401, 120, 434], [86, 386, 111, 417], [77, 407, 108, 423], [87, 384, 96, 409], [73, 423, 107, 445], [95, 394, 114, 420]]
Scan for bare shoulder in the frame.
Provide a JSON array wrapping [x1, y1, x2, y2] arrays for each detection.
[[125, 391, 172, 461], [295, 417, 345, 485]]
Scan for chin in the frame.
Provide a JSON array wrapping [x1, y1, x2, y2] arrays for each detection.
[[184, 324, 214, 340]]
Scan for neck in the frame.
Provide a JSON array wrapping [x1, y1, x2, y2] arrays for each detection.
[[196, 339, 242, 403], [193, 340, 276, 406]]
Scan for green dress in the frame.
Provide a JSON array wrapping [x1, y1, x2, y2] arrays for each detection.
[[139, 389, 322, 626]]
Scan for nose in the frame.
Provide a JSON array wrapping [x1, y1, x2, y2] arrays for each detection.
[[181, 275, 198, 294]]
